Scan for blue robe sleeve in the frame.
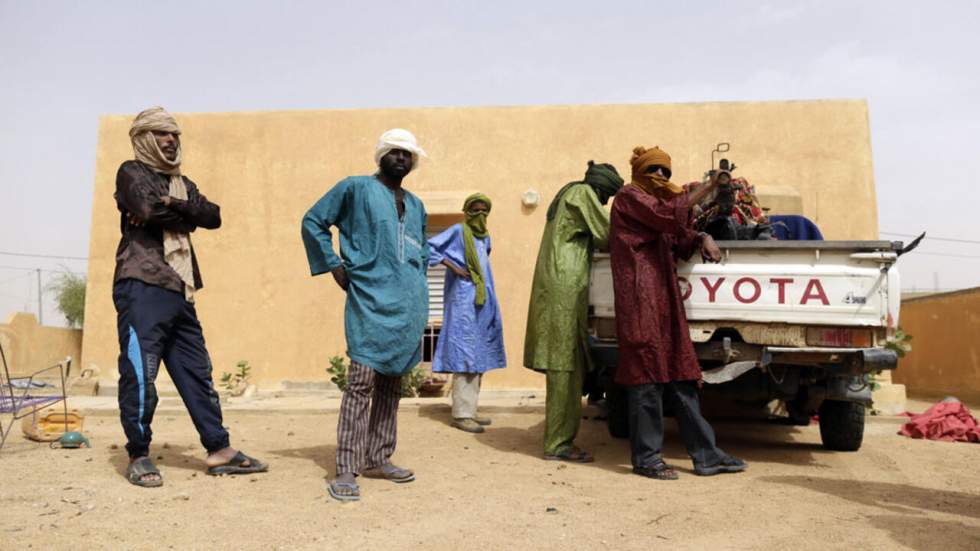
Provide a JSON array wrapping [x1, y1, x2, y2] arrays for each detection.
[[301, 179, 351, 276], [427, 224, 462, 267]]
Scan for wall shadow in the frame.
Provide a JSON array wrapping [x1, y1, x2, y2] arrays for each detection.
[[869, 514, 980, 551], [760, 475, 980, 520], [762, 475, 980, 550]]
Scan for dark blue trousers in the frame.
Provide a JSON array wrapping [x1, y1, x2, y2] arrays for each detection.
[[113, 279, 229, 459], [626, 381, 726, 469]]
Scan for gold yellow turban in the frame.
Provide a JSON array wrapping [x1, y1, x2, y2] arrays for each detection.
[[629, 145, 683, 195]]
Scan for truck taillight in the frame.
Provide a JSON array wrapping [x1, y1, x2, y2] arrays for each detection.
[[805, 327, 872, 347]]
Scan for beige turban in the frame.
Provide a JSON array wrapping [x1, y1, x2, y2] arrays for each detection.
[[374, 128, 427, 172], [130, 107, 195, 302], [130, 107, 182, 176]]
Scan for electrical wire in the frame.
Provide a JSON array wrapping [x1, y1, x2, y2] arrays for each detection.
[[909, 251, 980, 260], [880, 231, 980, 245], [0, 251, 87, 261], [0, 272, 32, 286], [0, 265, 86, 275]]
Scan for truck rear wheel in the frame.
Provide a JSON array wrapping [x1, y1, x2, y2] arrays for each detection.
[[818, 399, 865, 451], [606, 385, 630, 439]]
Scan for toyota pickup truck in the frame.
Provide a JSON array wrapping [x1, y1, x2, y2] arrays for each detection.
[[588, 240, 906, 451]]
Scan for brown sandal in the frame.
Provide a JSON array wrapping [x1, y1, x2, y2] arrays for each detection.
[[544, 446, 594, 463]]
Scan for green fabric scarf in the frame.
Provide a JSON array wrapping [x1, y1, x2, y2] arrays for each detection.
[[546, 161, 624, 220], [462, 193, 492, 306]]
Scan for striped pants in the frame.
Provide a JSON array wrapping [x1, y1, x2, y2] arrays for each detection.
[[335, 361, 402, 476]]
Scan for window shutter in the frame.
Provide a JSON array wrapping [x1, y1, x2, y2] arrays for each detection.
[[427, 262, 446, 323]]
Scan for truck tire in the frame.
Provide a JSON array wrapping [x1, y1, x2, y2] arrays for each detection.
[[818, 399, 865, 451], [606, 385, 630, 439]]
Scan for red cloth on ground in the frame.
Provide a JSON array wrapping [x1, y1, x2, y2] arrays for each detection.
[[898, 401, 980, 442], [609, 186, 703, 385]]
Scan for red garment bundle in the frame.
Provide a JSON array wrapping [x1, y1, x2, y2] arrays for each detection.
[[898, 401, 980, 442]]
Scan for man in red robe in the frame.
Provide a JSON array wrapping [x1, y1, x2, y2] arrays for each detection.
[[609, 145, 747, 480]]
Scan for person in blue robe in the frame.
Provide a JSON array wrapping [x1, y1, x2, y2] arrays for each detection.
[[427, 193, 506, 433]]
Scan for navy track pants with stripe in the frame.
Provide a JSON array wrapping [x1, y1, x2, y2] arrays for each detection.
[[113, 279, 229, 459]]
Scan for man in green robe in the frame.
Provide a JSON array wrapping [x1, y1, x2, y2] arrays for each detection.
[[524, 161, 624, 461]]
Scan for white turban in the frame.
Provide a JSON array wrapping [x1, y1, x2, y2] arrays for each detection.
[[374, 128, 427, 171]]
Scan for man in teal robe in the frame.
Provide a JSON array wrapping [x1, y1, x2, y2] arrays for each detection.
[[302, 129, 429, 501]]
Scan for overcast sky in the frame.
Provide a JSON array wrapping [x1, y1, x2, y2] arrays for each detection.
[[2, 0, 978, 326]]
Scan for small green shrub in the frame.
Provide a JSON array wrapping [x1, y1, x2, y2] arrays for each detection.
[[885, 328, 913, 358], [47, 271, 86, 328], [326, 356, 349, 391], [326, 355, 426, 397], [220, 360, 252, 393], [401, 366, 426, 398], [864, 328, 912, 412]]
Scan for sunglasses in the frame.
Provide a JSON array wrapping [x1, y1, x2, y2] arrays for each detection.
[[645, 165, 672, 179]]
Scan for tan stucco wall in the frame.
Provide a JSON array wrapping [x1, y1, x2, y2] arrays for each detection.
[[892, 287, 980, 402], [82, 100, 879, 389], [0, 312, 82, 379]]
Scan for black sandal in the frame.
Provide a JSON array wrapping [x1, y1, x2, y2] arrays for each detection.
[[694, 455, 747, 476], [633, 462, 679, 480], [206, 451, 269, 476], [126, 457, 164, 488]]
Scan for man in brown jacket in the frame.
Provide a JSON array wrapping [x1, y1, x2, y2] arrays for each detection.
[[112, 107, 267, 487]]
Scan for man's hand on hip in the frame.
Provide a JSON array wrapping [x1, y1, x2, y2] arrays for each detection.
[[442, 259, 470, 280], [331, 266, 350, 291]]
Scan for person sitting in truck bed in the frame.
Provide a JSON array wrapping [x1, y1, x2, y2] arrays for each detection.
[[609, 145, 747, 480], [684, 160, 771, 240]]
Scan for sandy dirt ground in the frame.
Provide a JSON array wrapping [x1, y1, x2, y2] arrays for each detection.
[[1, 395, 978, 551]]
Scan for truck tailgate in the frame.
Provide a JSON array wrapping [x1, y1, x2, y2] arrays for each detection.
[[590, 241, 901, 328]]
